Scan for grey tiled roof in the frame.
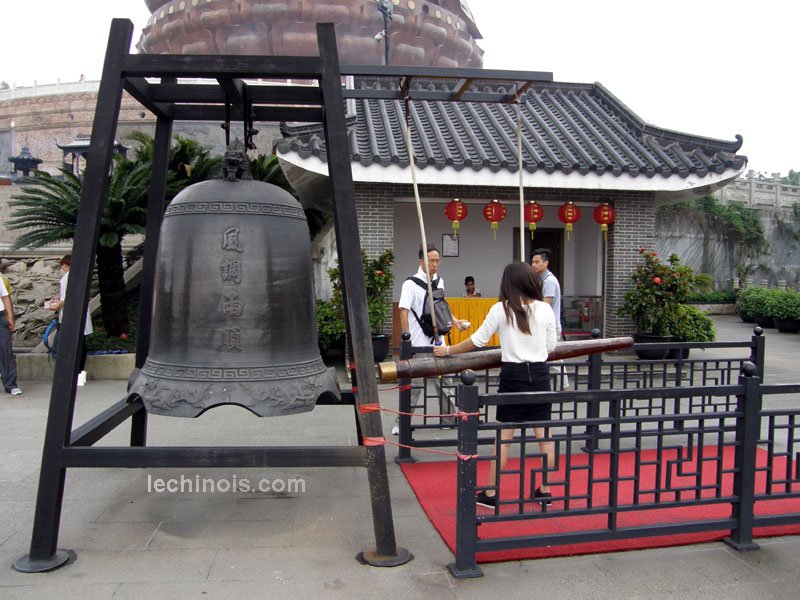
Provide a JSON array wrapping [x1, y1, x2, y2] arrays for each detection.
[[276, 80, 746, 179]]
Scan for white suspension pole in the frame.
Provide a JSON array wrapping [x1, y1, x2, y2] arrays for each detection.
[[402, 99, 439, 336], [516, 100, 525, 262]]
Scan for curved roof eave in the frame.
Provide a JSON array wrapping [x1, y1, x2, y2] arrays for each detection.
[[277, 150, 747, 195]]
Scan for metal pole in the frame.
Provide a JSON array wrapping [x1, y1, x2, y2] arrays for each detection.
[[723, 361, 761, 551], [383, 12, 390, 66], [130, 112, 173, 448], [395, 334, 414, 463], [13, 18, 133, 574], [448, 371, 483, 578], [316, 23, 411, 567]]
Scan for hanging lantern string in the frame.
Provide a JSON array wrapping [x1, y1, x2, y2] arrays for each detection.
[[402, 96, 439, 340]]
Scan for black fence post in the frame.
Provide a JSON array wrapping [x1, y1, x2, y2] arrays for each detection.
[[749, 327, 765, 381], [448, 370, 483, 578], [395, 334, 414, 463], [723, 361, 761, 551], [582, 329, 602, 452]]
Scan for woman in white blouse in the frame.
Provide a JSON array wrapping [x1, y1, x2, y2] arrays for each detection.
[[49, 255, 93, 382], [433, 261, 557, 508]]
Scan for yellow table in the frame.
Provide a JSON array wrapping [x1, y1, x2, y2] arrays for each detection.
[[446, 297, 499, 347]]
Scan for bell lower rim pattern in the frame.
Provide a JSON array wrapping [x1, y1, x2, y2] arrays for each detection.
[[131, 364, 340, 418]]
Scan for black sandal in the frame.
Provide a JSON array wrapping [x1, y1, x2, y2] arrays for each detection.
[[533, 487, 552, 506]]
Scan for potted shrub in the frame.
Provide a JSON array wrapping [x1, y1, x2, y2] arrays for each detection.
[[619, 249, 696, 359], [315, 297, 346, 357], [743, 287, 774, 328], [735, 287, 759, 323], [764, 288, 800, 333], [321, 249, 395, 362], [363, 249, 395, 361], [668, 305, 716, 359]]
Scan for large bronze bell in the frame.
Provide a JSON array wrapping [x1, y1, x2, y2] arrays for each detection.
[[131, 148, 339, 417]]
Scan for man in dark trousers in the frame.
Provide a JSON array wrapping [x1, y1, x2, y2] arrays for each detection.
[[393, 244, 468, 434], [531, 248, 570, 390], [0, 261, 22, 395]]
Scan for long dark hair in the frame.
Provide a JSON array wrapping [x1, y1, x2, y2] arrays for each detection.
[[498, 262, 543, 335]]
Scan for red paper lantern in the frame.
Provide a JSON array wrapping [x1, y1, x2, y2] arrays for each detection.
[[592, 202, 616, 241], [443, 198, 468, 237], [482, 199, 506, 240], [523, 201, 544, 240], [557, 201, 581, 241]]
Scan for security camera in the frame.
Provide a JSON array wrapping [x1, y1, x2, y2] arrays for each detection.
[[374, 31, 385, 43]]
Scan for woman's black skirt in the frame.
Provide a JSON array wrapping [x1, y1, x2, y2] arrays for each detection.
[[496, 361, 551, 423]]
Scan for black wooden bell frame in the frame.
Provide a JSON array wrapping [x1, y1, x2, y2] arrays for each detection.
[[14, 18, 554, 573], [14, 19, 408, 573]]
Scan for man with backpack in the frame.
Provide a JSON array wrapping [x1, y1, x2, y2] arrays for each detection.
[[392, 244, 469, 435]]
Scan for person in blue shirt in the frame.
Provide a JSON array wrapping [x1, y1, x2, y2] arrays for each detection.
[[532, 248, 570, 390]]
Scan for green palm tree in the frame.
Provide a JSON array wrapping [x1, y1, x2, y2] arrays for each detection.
[[8, 133, 220, 337], [8, 160, 149, 336], [124, 131, 222, 193]]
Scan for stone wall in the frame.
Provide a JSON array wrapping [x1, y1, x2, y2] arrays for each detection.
[[717, 171, 800, 210], [0, 82, 280, 178], [2, 256, 63, 345], [0, 84, 153, 176]]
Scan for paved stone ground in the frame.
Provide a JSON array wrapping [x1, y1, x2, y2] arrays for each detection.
[[1, 315, 799, 598]]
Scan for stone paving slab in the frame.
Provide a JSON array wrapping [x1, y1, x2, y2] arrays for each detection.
[[0, 315, 799, 598]]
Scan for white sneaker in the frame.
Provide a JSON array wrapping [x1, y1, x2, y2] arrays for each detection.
[[10, 387, 22, 395], [391, 424, 400, 436], [77, 371, 87, 386]]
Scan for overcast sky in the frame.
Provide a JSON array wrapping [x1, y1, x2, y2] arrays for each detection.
[[3, 1, 797, 175]]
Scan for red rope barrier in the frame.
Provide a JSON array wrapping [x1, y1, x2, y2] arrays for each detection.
[[363, 436, 478, 460]]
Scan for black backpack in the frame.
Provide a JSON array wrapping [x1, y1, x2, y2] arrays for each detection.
[[408, 276, 453, 339]]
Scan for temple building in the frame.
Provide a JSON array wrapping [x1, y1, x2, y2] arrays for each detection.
[[0, 0, 748, 340]]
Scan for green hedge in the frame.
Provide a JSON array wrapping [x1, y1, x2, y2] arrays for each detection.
[[736, 287, 770, 317], [763, 288, 800, 321], [686, 290, 736, 303], [672, 305, 716, 342]]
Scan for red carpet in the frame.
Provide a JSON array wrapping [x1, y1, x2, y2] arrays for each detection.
[[401, 446, 800, 563]]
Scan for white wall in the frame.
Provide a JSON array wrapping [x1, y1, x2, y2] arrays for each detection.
[[392, 198, 605, 299]]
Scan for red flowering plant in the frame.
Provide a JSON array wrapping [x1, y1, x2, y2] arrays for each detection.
[[363, 249, 395, 334], [618, 249, 696, 336], [325, 249, 395, 335]]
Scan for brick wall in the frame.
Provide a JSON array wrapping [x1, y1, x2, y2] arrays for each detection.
[[605, 193, 656, 337], [352, 182, 655, 337]]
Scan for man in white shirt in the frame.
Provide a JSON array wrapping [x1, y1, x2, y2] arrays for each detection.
[[0, 263, 22, 395], [531, 249, 562, 337], [393, 245, 468, 434], [531, 248, 570, 390]]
